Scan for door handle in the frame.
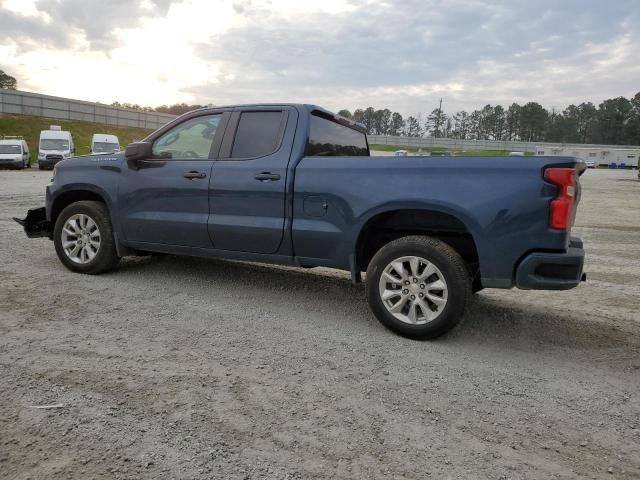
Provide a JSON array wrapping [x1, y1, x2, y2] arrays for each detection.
[[184, 170, 206, 179], [255, 172, 281, 181]]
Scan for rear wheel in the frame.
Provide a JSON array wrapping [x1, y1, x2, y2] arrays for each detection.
[[366, 236, 471, 339], [53, 201, 120, 274]]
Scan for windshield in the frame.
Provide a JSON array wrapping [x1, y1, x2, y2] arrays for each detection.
[[40, 139, 69, 151], [0, 145, 21, 154], [93, 142, 119, 153]]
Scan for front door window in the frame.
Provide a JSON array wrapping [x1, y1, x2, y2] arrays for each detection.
[[152, 115, 222, 160]]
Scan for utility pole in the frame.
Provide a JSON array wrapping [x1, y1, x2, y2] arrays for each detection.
[[437, 98, 443, 138]]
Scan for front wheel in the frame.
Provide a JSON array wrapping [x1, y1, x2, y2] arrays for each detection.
[[366, 236, 471, 340], [53, 201, 120, 274]]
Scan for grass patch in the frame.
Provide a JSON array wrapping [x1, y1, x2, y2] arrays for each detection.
[[370, 144, 534, 156], [0, 114, 154, 160]]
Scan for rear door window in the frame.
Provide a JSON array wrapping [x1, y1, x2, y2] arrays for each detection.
[[231, 111, 286, 159], [306, 114, 369, 156]]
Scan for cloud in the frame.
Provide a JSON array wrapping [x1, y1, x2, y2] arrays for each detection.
[[1, 0, 639, 115], [188, 0, 640, 113], [0, 0, 172, 50]]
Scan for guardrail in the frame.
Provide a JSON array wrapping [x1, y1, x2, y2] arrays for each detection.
[[0, 89, 177, 130]]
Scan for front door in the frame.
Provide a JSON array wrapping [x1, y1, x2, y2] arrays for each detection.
[[208, 107, 298, 254], [119, 113, 226, 248]]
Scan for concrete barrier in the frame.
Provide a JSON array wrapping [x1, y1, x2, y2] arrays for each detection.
[[0, 89, 177, 130]]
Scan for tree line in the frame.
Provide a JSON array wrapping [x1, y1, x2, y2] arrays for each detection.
[[338, 92, 640, 145], [110, 102, 205, 116]]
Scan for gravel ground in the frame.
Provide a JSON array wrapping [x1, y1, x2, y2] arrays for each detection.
[[1, 168, 639, 480]]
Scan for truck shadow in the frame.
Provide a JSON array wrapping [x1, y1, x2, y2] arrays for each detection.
[[448, 294, 639, 354], [116, 255, 639, 356]]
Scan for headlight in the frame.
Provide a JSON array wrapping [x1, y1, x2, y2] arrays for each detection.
[[38, 153, 45, 159], [63, 152, 71, 158]]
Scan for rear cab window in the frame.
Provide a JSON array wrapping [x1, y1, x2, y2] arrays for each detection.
[[306, 113, 369, 157]]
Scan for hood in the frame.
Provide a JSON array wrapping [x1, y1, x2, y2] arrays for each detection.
[[0, 153, 22, 160], [56, 152, 125, 168]]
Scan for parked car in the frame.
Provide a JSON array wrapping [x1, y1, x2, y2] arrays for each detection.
[[15, 104, 586, 340], [38, 126, 74, 170], [91, 134, 120, 154], [0, 136, 30, 169]]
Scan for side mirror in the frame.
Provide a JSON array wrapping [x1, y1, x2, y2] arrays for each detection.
[[125, 141, 153, 161]]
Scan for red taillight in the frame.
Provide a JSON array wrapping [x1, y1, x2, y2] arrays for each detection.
[[544, 168, 576, 230]]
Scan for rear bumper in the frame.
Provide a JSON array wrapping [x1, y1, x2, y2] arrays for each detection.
[[515, 237, 585, 290]]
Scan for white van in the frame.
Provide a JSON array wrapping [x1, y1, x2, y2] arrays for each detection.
[[91, 134, 120, 154], [0, 136, 30, 169], [38, 126, 74, 170]]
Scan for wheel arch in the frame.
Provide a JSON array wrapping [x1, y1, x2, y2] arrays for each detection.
[[353, 203, 484, 283], [50, 185, 113, 230]]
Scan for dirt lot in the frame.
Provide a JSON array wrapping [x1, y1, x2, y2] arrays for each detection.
[[1, 168, 639, 479]]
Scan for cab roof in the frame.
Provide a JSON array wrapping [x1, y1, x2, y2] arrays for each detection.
[[40, 130, 71, 139], [92, 134, 119, 142], [187, 103, 367, 133]]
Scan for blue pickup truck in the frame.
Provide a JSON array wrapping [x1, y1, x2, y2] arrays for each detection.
[[15, 104, 586, 339]]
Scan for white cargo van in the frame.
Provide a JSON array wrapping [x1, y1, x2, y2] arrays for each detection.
[[38, 126, 74, 170], [91, 134, 120, 154], [0, 136, 30, 169]]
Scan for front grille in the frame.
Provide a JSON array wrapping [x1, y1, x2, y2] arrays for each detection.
[[45, 155, 63, 160]]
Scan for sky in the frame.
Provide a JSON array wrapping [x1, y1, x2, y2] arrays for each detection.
[[1, 0, 639, 117]]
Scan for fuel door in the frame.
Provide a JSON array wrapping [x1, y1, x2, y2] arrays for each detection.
[[303, 196, 329, 217]]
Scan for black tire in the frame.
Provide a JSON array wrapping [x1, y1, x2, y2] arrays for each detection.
[[53, 201, 120, 274], [19, 160, 25, 170], [366, 235, 471, 340]]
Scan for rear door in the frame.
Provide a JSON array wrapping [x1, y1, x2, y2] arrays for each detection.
[[119, 112, 228, 248], [208, 107, 298, 253]]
